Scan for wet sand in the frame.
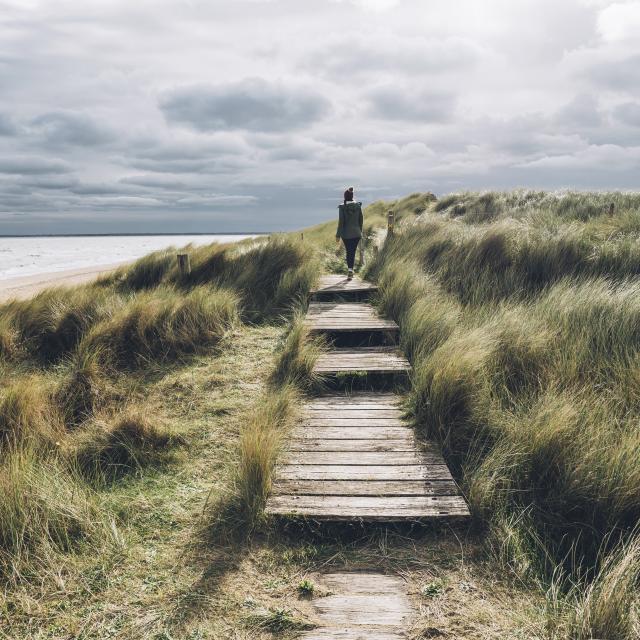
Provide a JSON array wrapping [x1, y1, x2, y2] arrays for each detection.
[[0, 262, 127, 302]]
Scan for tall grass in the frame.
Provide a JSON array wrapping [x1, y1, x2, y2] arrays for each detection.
[[270, 313, 325, 390], [368, 190, 640, 629], [0, 447, 119, 582], [235, 386, 295, 526], [82, 285, 238, 368]]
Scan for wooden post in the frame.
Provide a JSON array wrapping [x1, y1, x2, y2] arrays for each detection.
[[609, 202, 615, 216], [358, 235, 366, 267], [387, 211, 395, 237], [301, 232, 304, 240], [177, 253, 191, 275]]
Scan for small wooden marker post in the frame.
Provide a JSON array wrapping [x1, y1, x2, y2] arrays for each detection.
[[609, 202, 615, 216], [387, 210, 395, 238], [358, 235, 366, 267], [177, 253, 191, 275]]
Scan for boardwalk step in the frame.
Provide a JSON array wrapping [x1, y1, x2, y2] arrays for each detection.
[[300, 573, 412, 639], [313, 347, 411, 374], [311, 274, 378, 296], [267, 390, 469, 521], [306, 302, 398, 334]]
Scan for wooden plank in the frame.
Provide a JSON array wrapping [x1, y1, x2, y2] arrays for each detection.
[[312, 595, 411, 626], [275, 464, 453, 480], [288, 439, 416, 452], [301, 631, 404, 640], [271, 479, 460, 496], [303, 410, 403, 419], [291, 427, 413, 439], [302, 418, 405, 427], [281, 451, 442, 465], [311, 275, 378, 294], [320, 573, 405, 594], [313, 348, 411, 374], [266, 495, 470, 519], [300, 571, 410, 640]]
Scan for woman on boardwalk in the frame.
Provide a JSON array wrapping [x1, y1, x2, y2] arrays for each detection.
[[336, 186, 363, 280]]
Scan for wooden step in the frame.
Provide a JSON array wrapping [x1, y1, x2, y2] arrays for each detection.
[[311, 274, 378, 296], [267, 392, 470, 522], [300, 572, 411, 639], [306, 302, 398, 334], [313, 347, 411, 375]]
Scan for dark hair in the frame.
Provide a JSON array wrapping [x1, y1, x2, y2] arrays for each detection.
[[343, 186, 354, 204]]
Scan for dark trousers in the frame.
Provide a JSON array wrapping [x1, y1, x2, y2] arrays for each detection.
[[342, 237, 360, 270]]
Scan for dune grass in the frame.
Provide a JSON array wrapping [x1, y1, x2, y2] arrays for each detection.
[[364, 190, 640, 638]]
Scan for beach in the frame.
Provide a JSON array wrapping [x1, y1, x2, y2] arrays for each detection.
[[0, 262, 126, 302]]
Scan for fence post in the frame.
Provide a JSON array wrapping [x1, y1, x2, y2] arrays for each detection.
[[387, 210, 395, 238], [358, 235, 366, 267], [177, 253, 191, 275]]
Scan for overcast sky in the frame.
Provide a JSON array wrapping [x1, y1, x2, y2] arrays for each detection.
[[1, 0, 639, 234]]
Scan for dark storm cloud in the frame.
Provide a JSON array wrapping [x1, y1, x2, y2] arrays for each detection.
[[366, 86, 456, 122], [160, 79, 331, 132], [0, 156, 72, 175], [30, 111, 116, 147]]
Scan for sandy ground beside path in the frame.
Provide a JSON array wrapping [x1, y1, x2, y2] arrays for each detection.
[[0, 262, 127, 302]]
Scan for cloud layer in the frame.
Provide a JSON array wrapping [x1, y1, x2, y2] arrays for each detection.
[[0, 0, 639, 233]]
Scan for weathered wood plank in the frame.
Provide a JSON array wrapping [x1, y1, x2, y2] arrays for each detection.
[[271, 479, 460, 496], [281, 451, 441, 465], [319, 573, 405, 594], [288, 438, 415, 452], [291, 426, 414, 440], [311, 275, 378, 294], [266, 495, 470, 518], [303, 411, 404, 420], [302, 418, 405, 427], [275, 464, 453, 480], [301, 631, 404, 640], [311, 595, 411, 626]]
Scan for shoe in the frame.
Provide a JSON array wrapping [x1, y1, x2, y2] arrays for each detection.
[[347, 269, 353, 280]]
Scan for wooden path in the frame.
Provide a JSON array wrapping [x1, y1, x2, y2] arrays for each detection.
[[266, 274, 469, 522], [301, 573, 412, 639]]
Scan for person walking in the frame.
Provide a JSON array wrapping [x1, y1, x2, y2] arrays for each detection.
[[336, 186, 363, 280]]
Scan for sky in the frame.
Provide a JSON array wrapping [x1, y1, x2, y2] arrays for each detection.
[[1, 0, 640, 234]]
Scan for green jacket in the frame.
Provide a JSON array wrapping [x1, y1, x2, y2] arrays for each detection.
[[336, 202, 363, 240]]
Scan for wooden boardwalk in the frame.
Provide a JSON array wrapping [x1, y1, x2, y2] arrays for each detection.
[[305, 302, 398, 334], [311, 274, 378, 299], [301, 573, 412, 639], [266, 273, 469, 522], [266, 393, 468, 520]]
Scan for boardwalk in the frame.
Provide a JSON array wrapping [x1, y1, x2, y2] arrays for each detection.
[[300, 573, 413, 639], [266, 274, 469, 522]]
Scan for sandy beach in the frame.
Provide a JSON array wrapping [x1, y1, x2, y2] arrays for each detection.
[[0, 262, 126, 303]]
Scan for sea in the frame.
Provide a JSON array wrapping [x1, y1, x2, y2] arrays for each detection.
[[0, 234, 260, 281]]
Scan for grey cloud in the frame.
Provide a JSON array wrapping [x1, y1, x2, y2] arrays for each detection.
[[554, 95, 603, 129], [30, 111, 116, 147], [120, 175, 190, 190], [586, 55, 640, 92], [366, 86, 456, 122], [0, 113, 17, 136], [304, 35, 479, 79], [0, 156, 72, 175], [613, 102, 640, 127], [160, 79, 330, 132]]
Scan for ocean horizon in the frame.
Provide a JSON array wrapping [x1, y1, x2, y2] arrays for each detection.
[[0, 233, 262, 281]]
